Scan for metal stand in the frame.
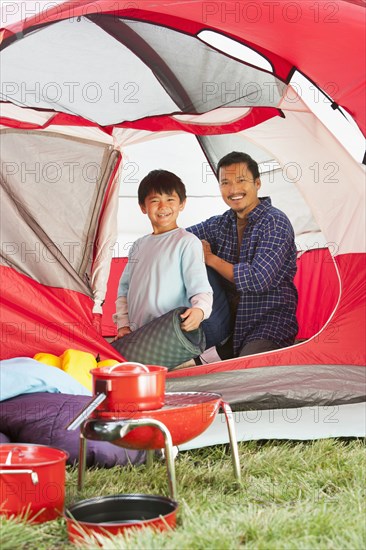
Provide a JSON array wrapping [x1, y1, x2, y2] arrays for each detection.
[[220, 401, 241, 482], [78, 417, 177, 500], [145, 449, 155, 468], [75, 396, 241, 500]]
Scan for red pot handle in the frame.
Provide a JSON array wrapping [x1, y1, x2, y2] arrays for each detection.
[[66, 392, 107, 431], [107, 362, 149, 373], [0, 469, 39, 484]]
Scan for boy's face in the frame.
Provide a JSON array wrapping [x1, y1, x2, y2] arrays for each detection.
[[140, 191, 186, 234]]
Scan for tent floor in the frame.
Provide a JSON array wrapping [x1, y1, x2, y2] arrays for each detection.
[[178, 402, 366, 450]]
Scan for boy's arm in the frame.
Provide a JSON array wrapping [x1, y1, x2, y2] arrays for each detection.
[[112, 296, 132, 339], [179, 233, 214, 331], [190, 292, 213, 319], [180, 291, 213, 332]]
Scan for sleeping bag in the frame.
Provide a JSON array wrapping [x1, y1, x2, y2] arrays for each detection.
[[0, 392, 146, 467]]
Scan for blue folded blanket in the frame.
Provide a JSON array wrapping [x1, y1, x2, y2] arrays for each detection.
[[0, 357, 92, 401]]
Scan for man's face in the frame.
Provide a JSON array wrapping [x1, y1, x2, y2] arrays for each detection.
[[218, 162, 261, 218]]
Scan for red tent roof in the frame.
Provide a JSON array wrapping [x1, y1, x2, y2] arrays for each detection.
[[1, 1, 365, 135]]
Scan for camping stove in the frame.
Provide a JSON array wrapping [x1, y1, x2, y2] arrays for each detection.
[[68, 392, 241, 500]]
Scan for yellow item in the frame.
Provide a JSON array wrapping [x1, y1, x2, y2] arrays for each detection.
[[60, 349, 97, 391], [33, 349, 119, 391], [97, 359, 120, 368], [33, 352, 62, 369]]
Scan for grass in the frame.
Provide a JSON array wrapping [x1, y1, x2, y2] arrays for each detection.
[[1, 439, 365, 549]]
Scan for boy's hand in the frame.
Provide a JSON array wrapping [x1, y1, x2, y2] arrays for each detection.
[[113, 326, 132, 341], [180, 308, 204, 332]]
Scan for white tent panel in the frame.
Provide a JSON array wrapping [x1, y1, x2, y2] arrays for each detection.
[[0, 104, 115, 144], [114, 130, 323, 253], [91, 166, 120, 313], [243, 98, 366, 255], [0, 130, 110, 292], [179, 402, 366, 450], [0, 103, 54, 125], [0, 17, 179, 124], [43, 125, 114, 145], [198, 30, 273, 72], [121, 19, 286, 109], [290, 72, 365, 164]]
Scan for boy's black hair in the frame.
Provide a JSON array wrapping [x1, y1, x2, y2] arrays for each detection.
[[216, 151, 260, 180], [138, 169, 187, 205]]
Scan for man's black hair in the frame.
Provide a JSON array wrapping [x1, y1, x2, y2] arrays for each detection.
[[216, 151, 260, 180], [138, 169, 186, 205]]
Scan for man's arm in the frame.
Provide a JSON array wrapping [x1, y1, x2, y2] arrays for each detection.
[[202, 239, 235, 283], [186, 221, 210, 240], [203, 217, 295, 292], [188, 214, 234, 281], [186, 216, 221, 245], [233, 218, 295, 293]]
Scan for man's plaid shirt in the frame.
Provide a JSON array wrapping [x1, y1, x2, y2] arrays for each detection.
[[187, 197, 298, 354]]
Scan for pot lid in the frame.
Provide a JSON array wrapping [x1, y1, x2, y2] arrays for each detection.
[[0, 444, 68, 466]]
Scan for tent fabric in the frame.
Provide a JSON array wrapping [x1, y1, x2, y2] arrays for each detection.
[[0, 103, 281, 138], [0, 129, 114, 290], [0, 16, 285, 125], [201, 92, 366, 256], [294, 249, 340, 340], [167, 253, 366, 376], [0, 1, 365, 410], [1, 1, 365, 136], [166, 364, 366, 411], [0, 265, 122, 360], [102, 248, 341, 341]]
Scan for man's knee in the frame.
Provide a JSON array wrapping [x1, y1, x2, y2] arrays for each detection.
[[238, 339, 281, 357]]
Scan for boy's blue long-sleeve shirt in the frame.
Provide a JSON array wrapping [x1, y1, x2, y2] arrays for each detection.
[[117, 228, 212, 330], [187, 197, 298, 354]]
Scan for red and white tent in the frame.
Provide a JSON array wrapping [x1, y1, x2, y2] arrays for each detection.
[[1, 1, 365, 438]]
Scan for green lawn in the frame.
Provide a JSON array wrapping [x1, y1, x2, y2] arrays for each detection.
[[1, 439, 365, 549]]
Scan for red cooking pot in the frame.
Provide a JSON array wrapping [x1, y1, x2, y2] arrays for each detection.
[[65, 494, 178, 543], [0, 444, 68, 523], [91, 362, 167, 413]]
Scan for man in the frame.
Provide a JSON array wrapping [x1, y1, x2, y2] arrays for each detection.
[[187, 151, 298, 357]]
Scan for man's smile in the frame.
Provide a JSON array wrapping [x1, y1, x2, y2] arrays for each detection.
[[229, 193, 245, 201]]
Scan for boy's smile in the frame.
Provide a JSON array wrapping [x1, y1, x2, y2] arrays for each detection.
[[140, 190, 186, 234]]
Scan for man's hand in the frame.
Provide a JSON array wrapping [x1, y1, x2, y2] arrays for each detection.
[[180, 307, 204, 331], [113, 326, 132, 341], [201, 239, 213, 265]]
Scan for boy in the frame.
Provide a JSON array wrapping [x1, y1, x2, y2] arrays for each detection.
[[113, 169, 213, 339]]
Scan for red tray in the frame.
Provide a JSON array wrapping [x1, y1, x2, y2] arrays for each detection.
[[89, 392, 222, 449]]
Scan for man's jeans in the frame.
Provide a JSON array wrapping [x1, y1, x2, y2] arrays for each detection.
[[202, 267, 232, 349]]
